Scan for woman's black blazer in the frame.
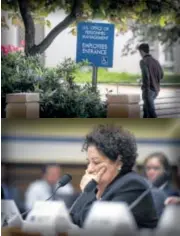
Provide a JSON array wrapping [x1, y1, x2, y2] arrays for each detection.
[[70, 171, 158, 229]]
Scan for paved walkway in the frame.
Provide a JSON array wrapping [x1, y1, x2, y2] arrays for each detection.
[[96, 84, 180, 118], [96, 84, 180, 100]]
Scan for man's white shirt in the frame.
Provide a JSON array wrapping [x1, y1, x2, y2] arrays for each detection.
[[25, 179, 74, 210]]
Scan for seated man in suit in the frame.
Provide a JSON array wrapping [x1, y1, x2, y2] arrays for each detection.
[[25, 163, 75, 210], [1, 164, 24, 213], [70, 124, 160, 229]]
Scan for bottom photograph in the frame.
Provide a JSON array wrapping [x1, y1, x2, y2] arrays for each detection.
[[1, 119, 180, 236]]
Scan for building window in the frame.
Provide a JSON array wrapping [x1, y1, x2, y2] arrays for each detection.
[[163, 45, 174, 73], [164, 46, 174, 62]]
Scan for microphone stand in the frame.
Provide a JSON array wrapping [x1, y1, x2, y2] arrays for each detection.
[[21, 184, 62, 219]]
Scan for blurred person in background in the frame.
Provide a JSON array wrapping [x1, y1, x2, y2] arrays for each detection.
[[165, 157, 180, 205], [176, 156, 180, 194], [144, 152, 179, 197], [1, 163, 24, 212], [70, 124, 159, 229], [134, 161, 166, 217], [25, 163, 75, 210]]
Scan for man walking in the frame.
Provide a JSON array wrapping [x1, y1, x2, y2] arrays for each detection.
[[138, 43, 164, 118]]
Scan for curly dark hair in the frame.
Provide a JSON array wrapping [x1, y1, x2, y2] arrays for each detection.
[[82, 124, 138, 173]]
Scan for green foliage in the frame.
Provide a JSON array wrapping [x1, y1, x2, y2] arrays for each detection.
[[56, 58, 89, 89], [40, 83, 106, 118], [1, 53, 106, 118], [2, 0, 180, 44], [1, 52, 43, 97], [1, 52, 43, 117], [163, 74, 180, 83]]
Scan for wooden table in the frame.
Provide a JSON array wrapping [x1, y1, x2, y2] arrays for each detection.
[[1, 227, 68, 236]]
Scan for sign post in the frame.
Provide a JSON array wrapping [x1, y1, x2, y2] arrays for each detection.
[[92, 66, 98, 91], [76, 22, 115, 91]]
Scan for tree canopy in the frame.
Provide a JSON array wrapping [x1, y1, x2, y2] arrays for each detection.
[[2, 0, 180, 55]]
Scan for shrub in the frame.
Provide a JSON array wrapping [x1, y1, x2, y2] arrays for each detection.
[[40, 83, 106, 118], [1, 49, 106, 118], [1, 46, 44, 117]]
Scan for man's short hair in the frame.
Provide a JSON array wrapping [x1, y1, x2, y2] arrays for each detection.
[[138, 43, 150, 53]]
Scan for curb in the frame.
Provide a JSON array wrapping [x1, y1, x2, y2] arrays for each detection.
[[98, 83, 180, 87]]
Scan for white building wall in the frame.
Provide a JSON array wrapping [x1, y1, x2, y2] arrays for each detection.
[[110, 31, 141, 73], [2, 140, 179, 165], [1, 10, 18, 46], [159, 42, 180, 74], [174, 44, 180, 74], [44, 10, 77, 68]]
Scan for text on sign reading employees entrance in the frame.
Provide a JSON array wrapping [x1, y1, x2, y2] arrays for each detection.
[[82, 43, 107, 55]]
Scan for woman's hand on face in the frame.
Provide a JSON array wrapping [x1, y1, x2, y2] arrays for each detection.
[[80, 163, 107, 191], [80, 172, 94, 191], [93, 163, 107, 183]]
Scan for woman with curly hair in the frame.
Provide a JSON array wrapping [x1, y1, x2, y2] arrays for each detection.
[[70, 124, 158, 229]]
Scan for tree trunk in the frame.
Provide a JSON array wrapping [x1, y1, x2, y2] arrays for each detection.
[[18, 0, 83, 56], [29, 13, 76, 55], [18, 0, 35, 55]]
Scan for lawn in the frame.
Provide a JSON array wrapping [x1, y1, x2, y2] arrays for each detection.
[[74, 68, 180, 84]]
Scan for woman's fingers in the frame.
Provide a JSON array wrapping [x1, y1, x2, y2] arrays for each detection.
[[164, 198, 172, 205], [80, 174, 92, 191], [165, 197, 180, 205], [95, 163, 107, 173], [86, 163, 106, 175], [96, 166, 106, 179], [93, 166, 107, 183]]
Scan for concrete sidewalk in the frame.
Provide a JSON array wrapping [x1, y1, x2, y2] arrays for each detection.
[[96, 84, 180, 118], [97, 84, 180, 100]]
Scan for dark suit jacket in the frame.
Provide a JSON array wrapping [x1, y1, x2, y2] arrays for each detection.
[[162, 182, 180, 197], [70, 171, 158, 229], [1, 186, 5, 199], [151, 188, 166, 218]]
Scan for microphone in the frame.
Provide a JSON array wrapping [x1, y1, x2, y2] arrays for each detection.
[[129, 173, 168, 210], [21, 174, 72, 218], [59, 174, 72, 187], [45, 174, 72, 201]]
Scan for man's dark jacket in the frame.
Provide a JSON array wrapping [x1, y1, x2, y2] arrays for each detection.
[[140, 54, 164, 94], [70, 171, 158, 229]]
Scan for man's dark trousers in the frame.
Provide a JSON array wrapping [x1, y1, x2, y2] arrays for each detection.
[[143, 89, 158, 118]]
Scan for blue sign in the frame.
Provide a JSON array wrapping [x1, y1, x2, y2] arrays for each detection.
[[76, 22, 115, 68]]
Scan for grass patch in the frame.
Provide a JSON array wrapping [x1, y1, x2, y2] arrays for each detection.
[[74, 68, 180, 84], [75, 68, 139, 83], [163, 74, 180, 83]]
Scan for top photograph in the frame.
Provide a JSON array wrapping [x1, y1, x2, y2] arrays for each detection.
[[1, 0, 180, 118]]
